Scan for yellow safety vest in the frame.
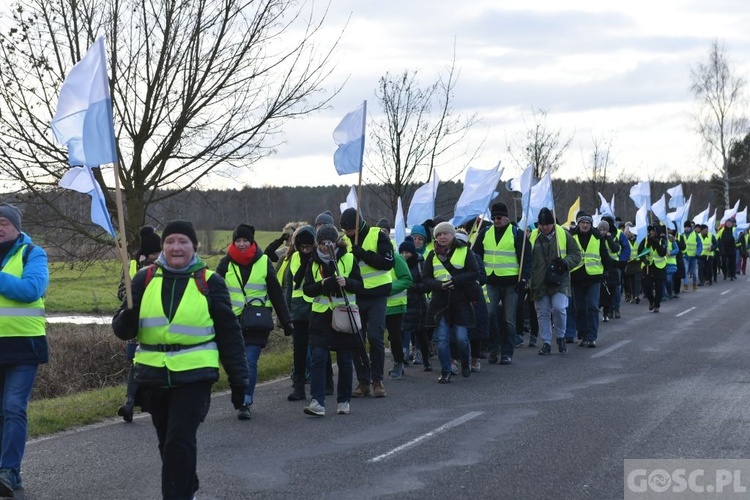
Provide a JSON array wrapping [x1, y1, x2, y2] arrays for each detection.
[[700, 235, 712, 257], [129, 260, 138, 279], [288, 252, 313, 303], [0, 245, 45, 337], [683, 231, 698, 257], [482, 226, 519, 277], [571, 234, 604, 275], [225, 256, 271, 315], [135, 269, 219, 372], [311, 253, 357, 313], [666, 240, 677, 265], [529, 225, 568, 258], [386, 254, 408, 308], [647, 244, 667, 269], [352, 227, 392, 289], [432, 246, 469, 281], [608, 229, 621, 261]]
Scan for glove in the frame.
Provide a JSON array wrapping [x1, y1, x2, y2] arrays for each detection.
[[280, 231, 290, 242], [514, 279, 527, 294], [351, 245, 366, 259], [553, 257, 568, 272], [231, 386, 247, 410], [283, 323, 294, 337]]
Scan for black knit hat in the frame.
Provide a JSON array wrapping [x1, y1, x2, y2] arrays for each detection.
[[376, 218, 391, 231], [538, 208, 555, 225], [491, 202, 509, 218], [162, 220, 198, 249], [316, 224, 340, 244], [398, 239, 416, 255], [232, 223, 255, 243], [340, 208, 362, 230], [138, 226, 161, 256]]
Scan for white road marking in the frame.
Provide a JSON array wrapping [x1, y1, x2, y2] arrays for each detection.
[[591, 340, 631, 359], [368, 411, 483, 463], [675, 307, 696, 317], [721, 290, 731, 295]]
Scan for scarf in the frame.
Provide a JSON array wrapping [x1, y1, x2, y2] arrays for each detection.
[[316, 248, 332, 264], [228, 242, 257, 266], [156, 253, 198, 273], [434, 242, 451, 258]]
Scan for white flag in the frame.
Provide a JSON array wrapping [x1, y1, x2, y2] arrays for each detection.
[[629, 181, 651, 209], [693, 203, 711, 226], [451, 164, 503, 226], [651, 194, 667, 223], [720, 199, 740, 224], [395, 197, 406, 247], [407, 170, 440, 227], [597, 192, 614, 217], [667, 184, 684, 208]]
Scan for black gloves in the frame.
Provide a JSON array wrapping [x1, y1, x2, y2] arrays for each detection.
[[553, 257, 568, 272], [351, 245, 366, 259], [283, 323, 294, 337], [281, 231, 290, 242], [514, 279, 527, 294], [231, 386, 247, 409]]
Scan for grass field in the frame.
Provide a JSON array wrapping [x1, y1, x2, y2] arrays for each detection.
[[45, 230, 281, 313]]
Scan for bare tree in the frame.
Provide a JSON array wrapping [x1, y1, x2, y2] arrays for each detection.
[[366, 54, 481, 219], [0, 0, 340, 255], [506, 107, 574, 179], [690, 39, 748, 208], [582, 134, 615, 203]]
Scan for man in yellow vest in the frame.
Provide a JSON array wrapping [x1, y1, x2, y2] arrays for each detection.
[[679, 220, 702, 291], [638, 225, 668, 312], [0, 204, 48, 497], [340, 208, 394, 398], [113, 220, 248, 499], [472, 202, 531, 365], [570, 212, 617, 348]]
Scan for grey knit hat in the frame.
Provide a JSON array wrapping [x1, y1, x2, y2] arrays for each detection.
[[0, 203, 22, 231]]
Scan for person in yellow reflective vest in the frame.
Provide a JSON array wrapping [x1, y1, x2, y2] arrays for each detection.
[[739, 230, 749, 275], [112, 220, 248, 500], [472, 203, 531, 365], [530, 208, 582, 355], [301, 224, 364, 416], [117, 225, 162, 423], [717, 217, 737, 280], [664, 229, 680, 299], [697, 224, 717, 286], [215, 223, 293, 420], [637, 225, 668, 312], [339, 208, 394, 398], [422, 222, 480, 384], [281, 225, 319, 402], [0, 204, 48, 497], [679, 220, 702, 290], [570, 213, 616, 348]]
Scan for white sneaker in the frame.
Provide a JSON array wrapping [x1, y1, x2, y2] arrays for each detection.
[[337, 402, 350, 415], [470, 358, 481, 373], [303, 399, 325, 416]]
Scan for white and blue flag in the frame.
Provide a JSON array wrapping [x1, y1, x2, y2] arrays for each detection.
[[333, 101, 366, 175]]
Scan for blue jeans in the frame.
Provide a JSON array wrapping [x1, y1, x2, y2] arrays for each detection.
[[683, 256, 699, 286], [433, 317, 470, 374], [573, 283, 601, 342], [310, 347, 352, 406], [0, 364, 38, 480], [535, 293, 568, 344], [244, 344, 262, 406], [486, 284, 518, 359]]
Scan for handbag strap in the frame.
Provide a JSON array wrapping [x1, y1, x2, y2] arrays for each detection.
[[232, 262, 268, 305]]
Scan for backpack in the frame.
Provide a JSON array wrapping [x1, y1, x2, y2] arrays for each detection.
[[144, 264, 210, 296]]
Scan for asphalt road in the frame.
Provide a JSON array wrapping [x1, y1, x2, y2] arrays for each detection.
[[16, 276, 750, 499]]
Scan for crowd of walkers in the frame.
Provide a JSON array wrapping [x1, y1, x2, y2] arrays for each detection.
[[108, 205, 747, 499]]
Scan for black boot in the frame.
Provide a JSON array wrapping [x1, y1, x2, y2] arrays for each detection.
[[287, 384, 306, 401], [118, 397, 134, 423]]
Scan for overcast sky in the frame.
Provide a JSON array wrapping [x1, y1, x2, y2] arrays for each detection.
[[233, 0, 750, 188]]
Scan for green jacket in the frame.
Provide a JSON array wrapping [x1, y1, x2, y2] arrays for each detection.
[[530, 226, 582, 301], [386, 252, 413, 315]]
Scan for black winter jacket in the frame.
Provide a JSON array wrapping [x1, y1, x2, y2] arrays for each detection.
[[422, 240, 479, 328]]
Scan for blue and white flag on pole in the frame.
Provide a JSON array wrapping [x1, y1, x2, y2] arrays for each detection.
[[651, 194, 667, 223], [633, 204, 649, 245], [668, 194, 691, 234], [395, 197, 406, 247], [707, 209, 717, 235], [451, 164, 503, 227], [597, 192, 614, 217], [339, 185, 358, 216], [720, 199, 740, 224], [51, 36, 117, 167], [520, 170, 554, 229], [59, 166, 115, 236], [407, 170, 440, 228], [629, 181, 651, 209], [692, 203, 711, 226], [667, 184, 684, 209], [333, 101, 366, 175]]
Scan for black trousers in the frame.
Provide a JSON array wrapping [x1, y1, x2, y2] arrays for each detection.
[[141, 382, 212, 500]]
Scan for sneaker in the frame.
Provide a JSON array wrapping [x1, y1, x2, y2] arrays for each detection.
[[438, 372, 452, 384], [693, 284, 698, 290], [451, 359, 459, 375], [538, 343, 551, 355], [652, 307, 660, 313], [461, 362, 471, 378], [389, 362, 404, 380], [602, 315, 609, 322], [413, 351, 423, 366], [528, 336, 538, 348], [556, 337, 567, 354], [499, 356, 512, 365], [423, 363, 433, 372], [588, 341, 597, 348], [237, 405, 251, 421], [514, 338, 525, 347], [352, 382, 371, 398], [470, 358, 481, 372], [118, 401, 134, 423], [682, 284, 689, 292], [303, 399, 325, 417], [372, 381, 386, 398], [614, 309, 621, 319], [336, 402, 350, 415], [578, 339, 588, 347], [648, 301, 654, 311], [287, 386, 306, 401], [0, 468, 14, 497], [488, 351, 499, 364]]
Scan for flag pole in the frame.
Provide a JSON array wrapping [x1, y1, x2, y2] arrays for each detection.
[[354, 100, 367, 245], [112, 157, 133, 309]]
